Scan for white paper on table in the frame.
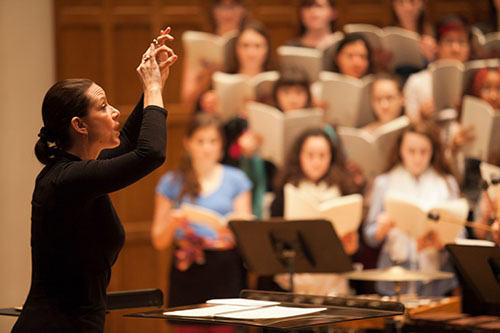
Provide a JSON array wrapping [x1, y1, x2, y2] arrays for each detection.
[[206, 298, 279, 307], [216, 306, 327, 320], [163, 305, 251, 317]]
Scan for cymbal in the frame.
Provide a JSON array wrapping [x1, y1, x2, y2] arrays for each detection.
[[342, 266, 454, 282]]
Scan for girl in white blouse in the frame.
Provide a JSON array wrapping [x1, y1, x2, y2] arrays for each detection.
[[364, 121, 462, 296], [270, 128, 363, 296]]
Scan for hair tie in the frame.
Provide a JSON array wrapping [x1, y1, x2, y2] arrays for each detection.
[[437, 22, 467, 39], [38, 127, 55, 143]]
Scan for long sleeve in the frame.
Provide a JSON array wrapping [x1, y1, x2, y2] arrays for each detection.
[[55, 104, 167, 198], [18, 99, 167, 333], [363, 174, 390, 248]]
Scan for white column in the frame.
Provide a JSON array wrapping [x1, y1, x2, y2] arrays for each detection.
[[0, 0, 55, 330]]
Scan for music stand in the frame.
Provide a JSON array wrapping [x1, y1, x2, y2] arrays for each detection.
[[124, 221, 405, 330], [446, 244, 500, 315], [228, 219, 353, 292]]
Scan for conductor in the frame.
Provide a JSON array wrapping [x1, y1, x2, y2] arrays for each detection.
[[12, 28, 178, 332]]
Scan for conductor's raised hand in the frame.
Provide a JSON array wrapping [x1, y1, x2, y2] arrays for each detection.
[[152, 27, 178, 86], [136, 44, 162, 93]]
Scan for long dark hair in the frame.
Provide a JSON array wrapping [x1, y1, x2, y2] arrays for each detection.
[[333, 33, 373, 76], [390, 0, 427, 35], [35, 79, 94, 165], [209, 0, 247, 33], [487, 0, 499, 34], [276, 128, 359, 195], [272, 67, 312, 110], [298, 0, 337, 36], [226, 21, 271, 74], [385, 121, 456, 180], [176, 113, 225, 202]]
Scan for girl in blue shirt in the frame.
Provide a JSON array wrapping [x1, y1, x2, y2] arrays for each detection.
[[151, 113, 252, 328]]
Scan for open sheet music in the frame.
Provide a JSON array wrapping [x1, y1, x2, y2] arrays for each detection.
[[247, 102, 324, 168], [213, 71, 279, 120], [385, 195, 469, 244], [182, 30, 237, 72], [284, 184, 363, 237], [338, 116, 410, 177], [180, 203, 254, 230], [471, 27, 500, 58], [277, 31, 344, 81], [461, 95, 500, 161], [319, 71, 375, 127], [163, 298, 326, 319], [429, 58, 500, 115], [344, 24, 425, 70]]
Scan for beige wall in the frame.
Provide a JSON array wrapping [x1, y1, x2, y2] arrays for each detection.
[[0, 0, 54, 330]]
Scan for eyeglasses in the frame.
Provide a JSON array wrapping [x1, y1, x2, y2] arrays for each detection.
[[440, 38, 469, 47], [480, 85, 500, 95]]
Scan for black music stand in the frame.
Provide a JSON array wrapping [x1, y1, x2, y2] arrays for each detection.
[[446, 244, 500, 315], [124, 221, 405, 330], [228, 219, 353, 292]]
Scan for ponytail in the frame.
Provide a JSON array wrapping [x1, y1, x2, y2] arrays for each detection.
[[35, 79, 94, 164]]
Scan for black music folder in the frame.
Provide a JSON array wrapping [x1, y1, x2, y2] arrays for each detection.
[[446, 244, 500, 315], [229, 219, 352, 275]]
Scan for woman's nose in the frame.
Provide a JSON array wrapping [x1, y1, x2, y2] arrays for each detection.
[[111, 106, 120, 119]]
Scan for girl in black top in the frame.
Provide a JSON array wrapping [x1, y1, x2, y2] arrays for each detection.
[[12, 28, 178, 333]]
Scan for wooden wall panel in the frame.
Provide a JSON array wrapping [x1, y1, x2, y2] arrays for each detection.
[[337, 0, 392, 27], [53, 1, 492, 332], [427, 0, 491, 27], [112, 24, 151, 106], [58, 26, 104, 85]]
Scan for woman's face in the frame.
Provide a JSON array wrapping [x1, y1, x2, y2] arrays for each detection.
[[300, 0, 336, 32], [371, 79, 404, 123], [276, 85, 309, 112], [336, 40, 369, 78], [400, 131, 433, 178], [300, 135, 332, 182], [236, 29, 268, 72], [83, 83, 121, 151], [213, 0, 246, 33], [479, 70, 500, 110], [392, 0, 425, 23], [184, 125, 223, 166]]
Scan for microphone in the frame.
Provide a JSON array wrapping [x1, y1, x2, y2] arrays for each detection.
[[427, 211, 493, 233]]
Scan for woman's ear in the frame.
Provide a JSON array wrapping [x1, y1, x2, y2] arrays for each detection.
[[70, 116, 88, 135]]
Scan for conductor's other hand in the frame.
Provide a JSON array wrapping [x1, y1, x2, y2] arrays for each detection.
[[137, 27, 178, 92], [152, 27, 178, 86]]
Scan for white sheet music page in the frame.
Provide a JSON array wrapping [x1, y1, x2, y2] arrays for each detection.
[[163, 298, 327, 319], [216, 306, 327, 319], [206, 298, 279, 306], [163, 305, 251, 317]]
